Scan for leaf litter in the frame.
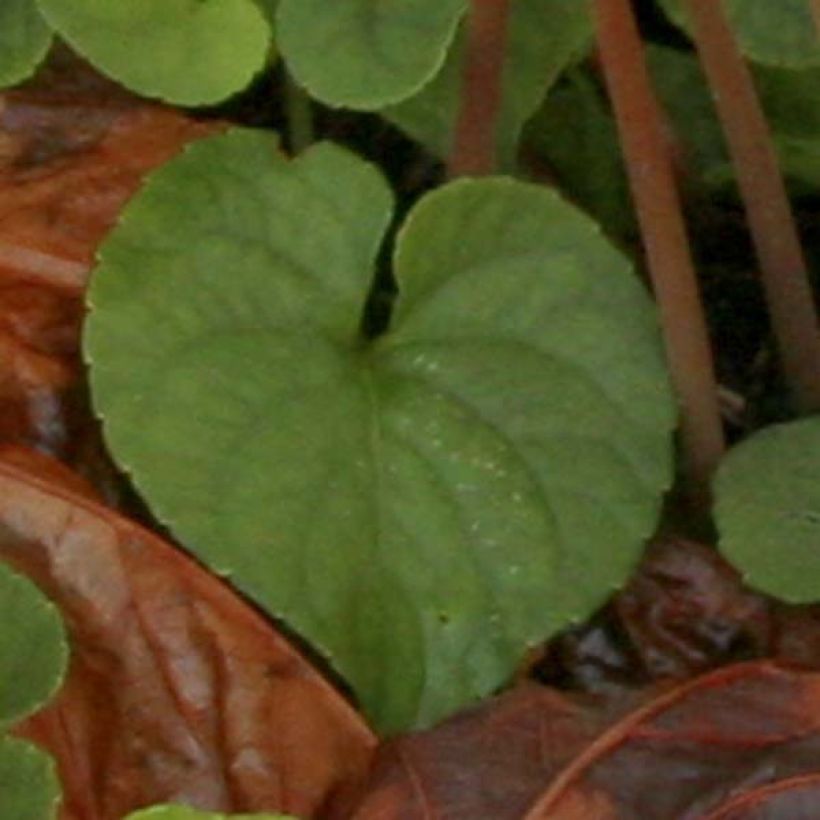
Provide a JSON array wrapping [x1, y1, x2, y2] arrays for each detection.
[[3, 47, 820, 820]]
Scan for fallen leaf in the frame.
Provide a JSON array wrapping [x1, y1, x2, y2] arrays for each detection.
[[352, 661, 820, 819], [349, 682, 633, 819], [0, 55, 218, 476], [524, 661, 820, 818], [536, 538, 771, 692], [0, 455, 375, 819]]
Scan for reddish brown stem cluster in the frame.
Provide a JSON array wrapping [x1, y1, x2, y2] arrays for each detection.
[[592, 0, 725, 500], [683, 0, 820, 413], [812, 0, 820, 39], [448, 0, 513, 177]]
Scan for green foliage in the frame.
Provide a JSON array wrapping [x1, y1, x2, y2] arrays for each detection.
[[659, 0, 820, 68], [384, 0, 591, 168], [524, 44, 820, 241], [0, 736, 60, 820], [0, 562, 66, 728], [125, 806, 296, 820], [275, 0, 466, 109], [521, 68, 633, 236], [86, 129, 674, 733], [0, 0, 53, 87], [35, 0, 272, 105], [715, 417, 820, 603]]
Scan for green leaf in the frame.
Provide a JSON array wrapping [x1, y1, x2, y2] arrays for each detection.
[[640, 46, 820, 198], [659, 0, 820, 68], [35, 0, 272, 105], [125, 806, 296, 820], [0, 561, 66, 727], [0, 0, 52, 88], [521, 69, 634, 237], [86, 129, 674, 732], [384, 0, 592, 168], [275, 0, 467, 109], [0, 736, 60, 819], [715, 417, 820, 603]]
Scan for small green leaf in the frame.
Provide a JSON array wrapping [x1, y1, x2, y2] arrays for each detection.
[[0, 736, 60, 820], [125, 805, 297, 820], [715, 417, 820, 603], [659, 0, 820, 68], [0, 0, 53, 88], [385, 0, 592, 168], [35, 0, 272, 104], [87, 130, 674, 732], [0, 561, 66, 726], [275, 0, 467, 109]]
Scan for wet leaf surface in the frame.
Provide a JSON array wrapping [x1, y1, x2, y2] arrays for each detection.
[[349, 682, 630, 820], [352, 661, 820, 819], [0, 457, 375, 819], [524, 661, 820, 818]]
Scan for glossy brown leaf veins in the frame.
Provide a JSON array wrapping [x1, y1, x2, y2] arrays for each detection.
[[524, 661, 820, 819], [349, 682, 638, 819], [0, 457, 375, 819]]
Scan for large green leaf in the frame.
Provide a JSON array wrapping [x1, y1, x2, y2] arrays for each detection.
[[715, 417, 820, 603], [35, 0, 272, 105], [125, 807, 296, 820], [0, 561, 66, 727], [275, 0, 466, 109], [384, 0, 592, 168], [0, 737, 60, 819], [659, 0, 820, 68], [0, 0, 52, 88], [86, 129, 674, 732]]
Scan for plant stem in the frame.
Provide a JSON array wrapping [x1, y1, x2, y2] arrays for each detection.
[[812, 0, 820, 38], [447, 0, 513, 177], [284, 71, 315, 156], [593, 0, 725, 499], [683, 0, 820, 413]]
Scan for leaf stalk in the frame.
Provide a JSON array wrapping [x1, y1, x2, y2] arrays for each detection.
[[683, 0, 820, 413], [447, 0, 513, 177]]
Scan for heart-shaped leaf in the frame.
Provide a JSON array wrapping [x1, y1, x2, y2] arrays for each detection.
[[0, 560, 66, 727], [86, 129, 674, 732], [714, 417, 820, 603], [0, 736, 60, 820], [0, 0, 52, 88], [659, 0, 820, 68], [275, 0, 466, 109], [35, 0, 272, 104], [384, 0, 592, 168]]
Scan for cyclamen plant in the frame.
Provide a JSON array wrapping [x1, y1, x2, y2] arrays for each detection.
[[2, 0, 820, 817]]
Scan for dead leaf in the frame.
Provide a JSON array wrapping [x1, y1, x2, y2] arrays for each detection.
[[0, 456, 375, 819], [349, 682, 634, 819], [536, 538, 771, 693], [524, 661, 820, 819], [0, 58, 218, 477], [352, 660, 820, 819]]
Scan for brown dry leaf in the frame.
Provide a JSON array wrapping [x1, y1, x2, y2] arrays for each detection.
[[349, 682, 633, 819], [0, 456, 375, 819], [352, 661, 820, 819], [536, 538, 772, 693], [0, 59, 218, 472], [524, 661, 820, 819]]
